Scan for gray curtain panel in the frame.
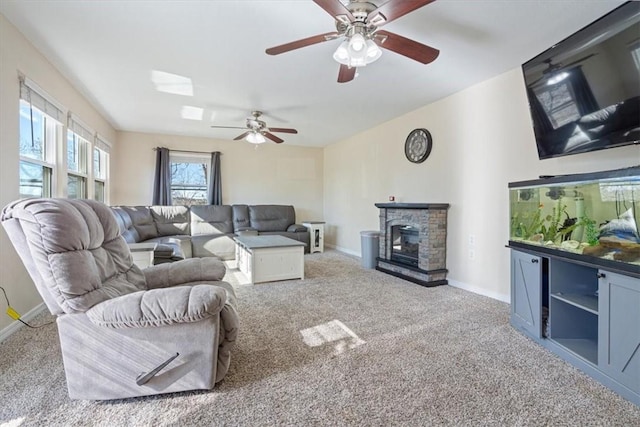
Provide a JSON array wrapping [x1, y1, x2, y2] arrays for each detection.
[[152, 147, 172, 205], [207, 151, 222, 205]]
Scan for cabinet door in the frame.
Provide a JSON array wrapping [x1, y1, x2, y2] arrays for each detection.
[[511, 250, 543, 339], [598, 271, 640, 394]]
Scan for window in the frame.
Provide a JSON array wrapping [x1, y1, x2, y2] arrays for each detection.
[[93, 146, 109, 202], [170, 154, 209, 206], [533, 80, 581, 129], [66, 131, 89, 199], [19, 99, 60, 198], [19, 76, 110, 203]]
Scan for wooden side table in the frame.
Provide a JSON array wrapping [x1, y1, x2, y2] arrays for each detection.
[[302, 221, 325, 253]]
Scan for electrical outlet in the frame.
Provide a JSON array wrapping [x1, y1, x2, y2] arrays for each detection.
[[468, 234, 475, 246], [469, 249, 475, 260]]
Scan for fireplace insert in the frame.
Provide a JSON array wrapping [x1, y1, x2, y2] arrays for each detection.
[[391, 225, 419, 267]]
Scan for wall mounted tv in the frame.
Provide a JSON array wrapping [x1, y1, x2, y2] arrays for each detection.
[[522, 1, 640, 160]]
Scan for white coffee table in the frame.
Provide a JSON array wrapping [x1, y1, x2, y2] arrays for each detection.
[[235, 235, 305, 284]]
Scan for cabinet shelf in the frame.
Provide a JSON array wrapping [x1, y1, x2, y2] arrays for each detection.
[[551, 338, 598, 365], [550, 292, 598, 315]]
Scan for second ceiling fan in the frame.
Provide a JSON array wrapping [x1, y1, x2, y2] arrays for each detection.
[[266, 0, 440, 83], [211, 111, 298, 144]]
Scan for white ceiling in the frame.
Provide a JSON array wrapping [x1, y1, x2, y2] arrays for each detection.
[[0, 0, 626, 147]]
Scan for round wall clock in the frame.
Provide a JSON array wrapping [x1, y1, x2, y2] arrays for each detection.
[[404, 128, 432, 163]]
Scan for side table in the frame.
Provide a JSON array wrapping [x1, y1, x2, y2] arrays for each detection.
[[302, 221, 325, 253], [128, 242, 157, 269]]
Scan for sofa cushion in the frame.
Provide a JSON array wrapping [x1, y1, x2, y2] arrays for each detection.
[[150, 206, 190, 236], [249, 205, 295, 232], [111, 207, 140, 243], [119, 206, 158, 241], [232, 205, 250, 231], [190, 205, 234, 235]]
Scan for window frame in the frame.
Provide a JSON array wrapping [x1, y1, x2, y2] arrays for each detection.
[[93, 146, 109, 203], [169, 153, 210, 206], [66, 130, 90, 199], [18, 99, 61, 198], [19, 75, 111, 203]]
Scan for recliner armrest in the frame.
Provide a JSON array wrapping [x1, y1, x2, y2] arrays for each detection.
[[287, 224, 307, 233], [85, 284, 227, 328], [143, 258, 226, 289]]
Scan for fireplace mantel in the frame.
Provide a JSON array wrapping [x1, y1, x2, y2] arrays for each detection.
[[375, 203, 449, 210]]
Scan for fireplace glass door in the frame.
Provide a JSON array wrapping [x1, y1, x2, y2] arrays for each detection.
[[391, 225, 419, 267]]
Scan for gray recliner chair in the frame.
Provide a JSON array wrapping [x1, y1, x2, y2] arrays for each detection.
[[1, 198, 239, 400]]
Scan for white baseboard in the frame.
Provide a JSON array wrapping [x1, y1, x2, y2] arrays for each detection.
[[325, 243, 360, 258], [0, 303, 48, 343], [447, 279, 510, 303]]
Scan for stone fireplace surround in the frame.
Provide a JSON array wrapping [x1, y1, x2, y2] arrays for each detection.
[[375, 203, 449, 287]]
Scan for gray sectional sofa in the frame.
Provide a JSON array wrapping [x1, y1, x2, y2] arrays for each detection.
[[112, 204, 310, 263]]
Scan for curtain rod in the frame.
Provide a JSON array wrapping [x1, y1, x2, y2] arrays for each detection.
[[152, 148, 221, 155]]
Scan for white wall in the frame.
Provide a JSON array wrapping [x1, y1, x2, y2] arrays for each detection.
[[0, 14, 117, 333], [112, 132, 324, 222], [323, 68, 639, 302]]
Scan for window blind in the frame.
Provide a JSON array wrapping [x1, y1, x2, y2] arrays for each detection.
[[67, 113, 94, 142], [95, 134, 111, 153], [19, 76, 66, 123]]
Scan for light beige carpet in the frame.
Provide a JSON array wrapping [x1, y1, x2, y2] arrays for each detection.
[[1, 250, 638, 426]]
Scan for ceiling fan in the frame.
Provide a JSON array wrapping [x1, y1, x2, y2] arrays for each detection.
[[265, 0, 440, 83], [210, 111, 298, 144], [531, 53, 596, 86]]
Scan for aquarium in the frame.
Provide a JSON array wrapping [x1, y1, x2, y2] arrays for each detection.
[[509, 166, 640, 270]]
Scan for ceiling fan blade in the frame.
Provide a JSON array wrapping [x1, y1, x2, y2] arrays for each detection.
[[266, 32, 339, 55], [375, 30, 439, 64], [233, 131, 251, 141], [264, 132, 284, 144], [268, 127, 298, 134], [313, 0, 354, 21], [368, 0, 435, 27], [337, 64, 356, 83], [211, 125, 247, 130]]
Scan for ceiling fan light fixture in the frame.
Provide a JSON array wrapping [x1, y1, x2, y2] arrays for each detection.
[[547, 71, 570, 85], [333, 36, 381, 68], [246, 131, 266, 144], [365, 39, 382, 61], [333, 40, 350, 64], [349, 33, 366, 52]]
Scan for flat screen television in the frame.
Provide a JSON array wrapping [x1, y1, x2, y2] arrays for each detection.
[[522, 1, 640, 160]]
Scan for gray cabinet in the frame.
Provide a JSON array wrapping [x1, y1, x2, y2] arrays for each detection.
[[510, 250, 543, 339], [598, 271, 640, 395], [548, 258, 599, 365], [509, 248, 640, 406]]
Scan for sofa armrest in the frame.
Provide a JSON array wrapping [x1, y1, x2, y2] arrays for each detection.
[[143, 258, 226, 289], [287, 224, 308, 233], [85, 284, 227, 328]]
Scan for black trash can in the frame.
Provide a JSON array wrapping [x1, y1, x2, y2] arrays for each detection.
[[360, 230, 380, 269]]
